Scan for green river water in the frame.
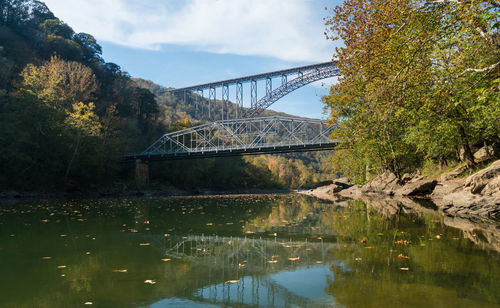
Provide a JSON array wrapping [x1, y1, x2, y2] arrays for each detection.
[[0, 194, 499, 307]]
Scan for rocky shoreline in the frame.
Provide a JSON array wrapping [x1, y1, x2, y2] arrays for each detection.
[[302, 159, 500, 219]]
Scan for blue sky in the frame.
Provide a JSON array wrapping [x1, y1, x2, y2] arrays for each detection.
[[43, 0, 343, 119]]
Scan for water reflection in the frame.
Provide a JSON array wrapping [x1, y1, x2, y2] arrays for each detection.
[[0, 195, 499, 307]]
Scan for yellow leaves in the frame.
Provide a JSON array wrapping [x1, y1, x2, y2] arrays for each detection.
[[57, 265, 67, 269], [65, 102, 102, 136], [394, 240, 411, 245], [41, 256, 52, 260], [400, 267, 409, 271], [225, 280, 239, 284], [139, 243, 150, 246], [288, 257, 300, 261], [267, 260, 278, 264], [112, 269, 128, 273], [84, 302, 93, 305], [161, 258, 171, 262], [144, 279, 156, 284], [396, 254, 409, 259]]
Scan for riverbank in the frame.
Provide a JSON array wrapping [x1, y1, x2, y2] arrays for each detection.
[[0, 187, 296, 201], [302, 159, 500, 219]]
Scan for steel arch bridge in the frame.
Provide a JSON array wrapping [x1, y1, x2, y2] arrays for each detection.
[[170, 61, 339, 119], [125, 62, 339, 162]]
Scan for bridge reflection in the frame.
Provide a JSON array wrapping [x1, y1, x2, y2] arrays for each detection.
[[142, 233, 340, 307]]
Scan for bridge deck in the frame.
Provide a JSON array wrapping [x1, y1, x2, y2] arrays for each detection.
[[124, 142, 337, 161], [169, 61, 336, 93]]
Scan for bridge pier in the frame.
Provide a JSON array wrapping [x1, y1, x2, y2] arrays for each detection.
[[135, 159, 149, 188]]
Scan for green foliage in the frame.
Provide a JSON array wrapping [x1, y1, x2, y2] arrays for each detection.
[[324, 0, 500, 180]]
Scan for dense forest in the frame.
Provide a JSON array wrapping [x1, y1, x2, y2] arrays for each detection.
[[0, 0, 331, 192], [324, 0, 499, 184]]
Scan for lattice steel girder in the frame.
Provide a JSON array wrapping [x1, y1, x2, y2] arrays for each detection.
[[124, 116, 337, 161], [243, 65, 339, 118]]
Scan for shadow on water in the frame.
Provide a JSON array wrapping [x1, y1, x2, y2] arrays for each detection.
[[0, 194, 499, 307]]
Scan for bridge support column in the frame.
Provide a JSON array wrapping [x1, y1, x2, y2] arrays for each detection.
[[135, 159, 149, 188]]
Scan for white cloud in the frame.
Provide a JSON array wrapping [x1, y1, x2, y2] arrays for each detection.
[[42, 0, 334, 62]]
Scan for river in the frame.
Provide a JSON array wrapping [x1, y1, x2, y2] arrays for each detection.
[[0, 194, 499, 307]]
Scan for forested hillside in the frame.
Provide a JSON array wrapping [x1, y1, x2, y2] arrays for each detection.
[[0, 0, 333, 192]]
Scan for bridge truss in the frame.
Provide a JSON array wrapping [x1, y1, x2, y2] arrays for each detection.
[[169, 61, 339, 119], [124, 116, 337, 161]]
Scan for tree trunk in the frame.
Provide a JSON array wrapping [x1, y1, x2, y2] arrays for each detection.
[[458, 126, 475, 169], [439, 154, 448, 170], [65, 131, 82, 179]]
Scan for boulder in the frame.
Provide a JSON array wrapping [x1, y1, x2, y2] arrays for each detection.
[[318, 183, 345, 194], [431, 181, 463, 199], [397, 179, 438, 196], [361, 171, 402, 195], [464, 160, 500, 194], [474, 145, 496, 162], [339, 185, 363, 198]]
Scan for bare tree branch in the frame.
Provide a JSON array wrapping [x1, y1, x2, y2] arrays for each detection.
[[456, 61, 500, 78]]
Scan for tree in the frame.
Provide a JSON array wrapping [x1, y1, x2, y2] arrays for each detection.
[[20, 55, 98, 109], [324, 0, 499, 178]]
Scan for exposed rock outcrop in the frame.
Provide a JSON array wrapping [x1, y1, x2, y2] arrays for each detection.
[[397, 179, 438, 196], [360, 171, 402, 195], [305, 160, 500, 219], [436, 160, 500, 218]]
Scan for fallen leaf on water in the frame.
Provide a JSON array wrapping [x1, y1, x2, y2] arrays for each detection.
[[397, 254, 409, 259], [57, 265, 67, 268], [288, 257, 300, 261], [139, 243, 151, 246], [84, 302, 93, 305], [435, 235, 441, 239], [161, 258, 171, 262], [144, 279, 156, 284], [225, 280, 239, 284], [206, 223, 213, 226], [400, 267, 409, 271], [112, 269, 128, 273], [267, 260, 278, 264], [41, 257, 52, 260], [355, 257, 362, 261], [164, 233, 170, 237], [316, 261, 323, 264], [238, 263, 246, 268], [60, 234, 67, 237], [245, 231, 255, 234]]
